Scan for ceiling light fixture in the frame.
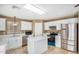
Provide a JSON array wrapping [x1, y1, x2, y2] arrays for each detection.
[[24, 4, 45, 15]]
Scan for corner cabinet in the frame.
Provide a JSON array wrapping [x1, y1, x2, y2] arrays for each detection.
[[0, 18, 6, 31]]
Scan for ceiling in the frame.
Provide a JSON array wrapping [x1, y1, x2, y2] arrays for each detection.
[[0, 4, 79, 20]]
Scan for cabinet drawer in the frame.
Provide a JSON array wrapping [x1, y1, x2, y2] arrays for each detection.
[[67, 45, 75, 51], [0, 45, 6, 54], [68, 41, 74, 45]]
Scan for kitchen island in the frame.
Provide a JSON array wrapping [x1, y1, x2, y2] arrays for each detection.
[[27, 35, 48, 54]]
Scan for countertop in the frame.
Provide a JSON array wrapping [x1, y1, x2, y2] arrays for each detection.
[[0, 34, 25, 38]]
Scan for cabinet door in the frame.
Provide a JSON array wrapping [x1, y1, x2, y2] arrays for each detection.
[[8, 37, 15, 49], [0, 45, 6, 54], [14, 37, 22, 48], [8, 37, 17, 49], [0, 18, 6, 31], [67, 45, 75, 51], [3, 38, 9, 50], [8, 37, 22, 49], [21, 21, 32, 30], [44, 22, 53, 30], [68, 41, 75, 45]]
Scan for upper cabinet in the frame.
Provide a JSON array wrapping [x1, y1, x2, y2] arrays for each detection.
[[44, 22, 53, 30], [0, 18, 6, 31], [21, 21, 32, 30], [44, 18, 77, 30]]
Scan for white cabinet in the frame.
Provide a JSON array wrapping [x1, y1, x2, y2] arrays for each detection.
[[12, 37, 22, 48], [0, 36, 22, 50], [68, 41, 74, 45], [0, 44, 6, 54], [21, 21, 32, 30], [28, 36, 48, 54], [67, 45, 74, 51], [8, 37, 15, 49], [8, 36, 22, 49], [0, 18, 6, 31], [44, 22, 53, 30]]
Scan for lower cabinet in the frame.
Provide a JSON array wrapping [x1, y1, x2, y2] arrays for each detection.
[[67, 45, 75, 51], [0, 36, 22, 52], [0, 44, 6, 54], [8, 36, 22, 50], [0, 36, 22, 50], [14, 37, 22, 48]]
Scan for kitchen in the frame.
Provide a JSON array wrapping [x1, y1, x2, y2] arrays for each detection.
[[0, 4, 79, 54]]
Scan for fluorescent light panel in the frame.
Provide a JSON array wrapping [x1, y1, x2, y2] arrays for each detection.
[[24, 4, 45, 14]]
